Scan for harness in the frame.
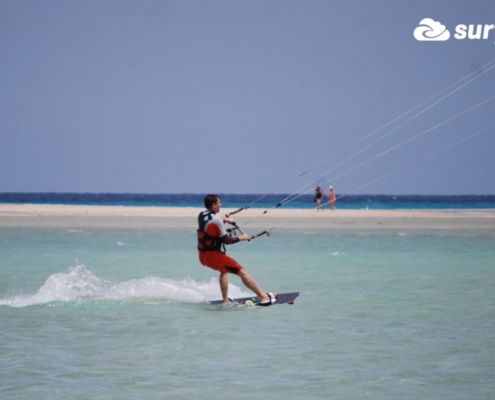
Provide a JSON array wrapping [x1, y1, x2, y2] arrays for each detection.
[[197, 210, 224, 252]]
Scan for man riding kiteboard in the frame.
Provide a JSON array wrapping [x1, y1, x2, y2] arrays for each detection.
[[197, 194, 276, 305]]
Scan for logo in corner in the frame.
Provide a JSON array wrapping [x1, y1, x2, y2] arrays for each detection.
[[414, 18, 450, 41]]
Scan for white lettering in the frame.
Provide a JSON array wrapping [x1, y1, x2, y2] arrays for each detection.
[[427, 21, 495, 43], [468, 24, 483, 39], [455, 24, 467, 39], [483, 24, 495, 39]]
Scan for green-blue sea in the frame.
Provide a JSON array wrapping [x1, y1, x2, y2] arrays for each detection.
[[1, 225, 495, 399]]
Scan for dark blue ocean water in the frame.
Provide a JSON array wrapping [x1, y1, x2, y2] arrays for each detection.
[[1, 192, 494, 210]]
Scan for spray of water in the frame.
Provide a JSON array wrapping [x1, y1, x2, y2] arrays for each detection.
[[0, 265, 251, 308]]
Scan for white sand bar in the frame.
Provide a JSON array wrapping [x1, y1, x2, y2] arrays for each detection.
[[1, 204, 494, 230]]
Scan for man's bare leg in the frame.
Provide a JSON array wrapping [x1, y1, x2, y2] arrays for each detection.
[[238, 269, 274, 303], [219, 272, 230, 303]]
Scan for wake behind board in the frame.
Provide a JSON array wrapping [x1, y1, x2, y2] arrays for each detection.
[[208, 292, 299, 306]]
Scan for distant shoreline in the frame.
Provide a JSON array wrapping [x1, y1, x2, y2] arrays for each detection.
[[1, 193, 495, 210], [1, 204, 494, 230]]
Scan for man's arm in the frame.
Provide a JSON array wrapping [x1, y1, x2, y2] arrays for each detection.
[[221, 233, 250, 245], [221, 235, 240, 245]]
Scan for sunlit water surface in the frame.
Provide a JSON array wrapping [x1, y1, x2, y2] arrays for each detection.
[[1, 227, 494, 399]]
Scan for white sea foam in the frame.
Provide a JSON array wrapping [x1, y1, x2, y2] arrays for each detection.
[[0, 265, 251, 308]]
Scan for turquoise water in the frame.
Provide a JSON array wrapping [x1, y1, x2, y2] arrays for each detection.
[[1, 227, 495, 399]]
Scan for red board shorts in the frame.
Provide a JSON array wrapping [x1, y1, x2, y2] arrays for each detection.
[[199, 251, 244, 275]]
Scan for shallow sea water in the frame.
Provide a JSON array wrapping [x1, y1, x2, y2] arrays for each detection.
[[1, 226, 494, 399]]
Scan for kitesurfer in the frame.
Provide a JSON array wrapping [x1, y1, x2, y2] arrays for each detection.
[[197, 194, 276, 305]]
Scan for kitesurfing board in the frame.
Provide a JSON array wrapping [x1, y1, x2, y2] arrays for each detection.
[[208, 292, 299, 306]]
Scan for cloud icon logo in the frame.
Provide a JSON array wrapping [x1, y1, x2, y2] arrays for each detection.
[[414, 18, 450, 41]]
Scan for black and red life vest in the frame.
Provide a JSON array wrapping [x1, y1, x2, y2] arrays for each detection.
[[197, 210, 223, 252]]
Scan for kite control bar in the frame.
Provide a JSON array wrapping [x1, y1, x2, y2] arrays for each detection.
[[226, 225, 271, 241], [225, 206, 249, 218], [225, 208, 272, 241], [250, 230, 271, 240]]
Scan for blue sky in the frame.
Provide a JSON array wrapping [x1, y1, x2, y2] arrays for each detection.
[[1, 0, 494, 195]]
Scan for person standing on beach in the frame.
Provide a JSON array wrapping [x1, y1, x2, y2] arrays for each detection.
[[315, 186, 324, 211], [328, 186, 336, 210], [197, 194, 276, 305]]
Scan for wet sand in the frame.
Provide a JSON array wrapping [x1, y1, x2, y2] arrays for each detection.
[[1, 204, 494, 231]]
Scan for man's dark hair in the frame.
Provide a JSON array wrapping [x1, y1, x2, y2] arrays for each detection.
[[204, 194, 220, 209]]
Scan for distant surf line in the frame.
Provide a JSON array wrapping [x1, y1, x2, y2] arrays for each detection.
[[0, 193, 494, 210]]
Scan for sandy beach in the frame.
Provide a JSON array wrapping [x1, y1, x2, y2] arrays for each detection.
[[1, 204, 494, 231]]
